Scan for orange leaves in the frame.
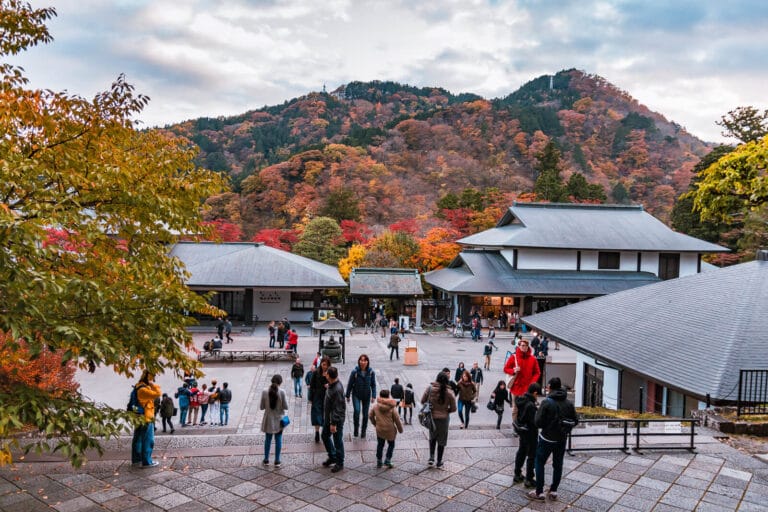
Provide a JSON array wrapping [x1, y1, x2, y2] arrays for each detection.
[[0, 333, 79, 397]]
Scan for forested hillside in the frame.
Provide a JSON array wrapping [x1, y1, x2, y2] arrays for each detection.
[[162, 69, 711, 243]]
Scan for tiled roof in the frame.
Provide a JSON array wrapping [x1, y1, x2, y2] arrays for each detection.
[[170, 242, 347, 288], [459, 202, 727, 252], [425, 251, 659, 296], [523, 259, 768, 402], [349, 268, 424, 296]]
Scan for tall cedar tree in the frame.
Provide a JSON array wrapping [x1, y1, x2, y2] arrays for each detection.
[[0, 1, 227, 466], [533, 142, 567, 202], [293, 217, 347, 265]]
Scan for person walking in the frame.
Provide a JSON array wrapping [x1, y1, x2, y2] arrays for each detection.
[[218, 382, 232, 426], [388, 330, 400, 360], [130, 371, 162, 467], [529, 377, 578, 502], [268, 320, 276, 348], [470, 361, 484, 399], [291, 358, 305, 398], [390, 378, 404, 419], [276, 321, 286, 349], [321, 366, 346, 473], [224, 318, 233, 343], [159, 393, 175, 434], [216, 317, 224, 340], [260, 374, 289, 466], [309, 356, 330, 443], [369, 389, 403, 468], [504, 338, 540, 425], [401, 383, 415, 425], [421, 372, 457, 468], [174, 382, 191, 428], [514, 382, 541, 488], [454, 362, 466, 384], [489, 380, 511, 429], [346, 354, 377, 438], [197, 384, 211, 425], [456, 370, 477, 429]]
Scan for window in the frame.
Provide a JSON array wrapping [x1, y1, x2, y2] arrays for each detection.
[[658, 253, 680, 280], [290, 292, 314, 310], [598, 251, 620, 269]]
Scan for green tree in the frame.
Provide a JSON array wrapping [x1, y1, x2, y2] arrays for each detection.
[[364, 230, 420, 268], [716, 106, 768, 144], [566, 172, 605, 201], [533, 142, 566, 202], [293, 217, 346, 265], [0, 1, 227, 466], [611, 182, 629, 204], [319, 188, 360, 222]]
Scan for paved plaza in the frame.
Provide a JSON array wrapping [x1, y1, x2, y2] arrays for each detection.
[[2, 328, 767, 511]]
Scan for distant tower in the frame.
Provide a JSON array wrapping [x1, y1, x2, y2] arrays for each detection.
[[322, 83, 327, 93], [549, 75, 554, 90]]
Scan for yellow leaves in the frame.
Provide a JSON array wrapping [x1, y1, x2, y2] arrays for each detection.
[[338, 244, 366, 280]]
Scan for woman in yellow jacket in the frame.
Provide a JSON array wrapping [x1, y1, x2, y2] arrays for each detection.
[[131, 371, 162, 467]]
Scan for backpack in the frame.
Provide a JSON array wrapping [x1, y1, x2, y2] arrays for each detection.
[[549, 398, 577, 436], [127, 384, 145, 414], [418, 399, 436, 432]]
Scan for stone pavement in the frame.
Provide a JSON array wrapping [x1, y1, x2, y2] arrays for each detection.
[[2, 328, 768, 511]]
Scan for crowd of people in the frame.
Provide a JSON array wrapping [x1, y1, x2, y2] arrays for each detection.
[[129, 317, 576, 503]]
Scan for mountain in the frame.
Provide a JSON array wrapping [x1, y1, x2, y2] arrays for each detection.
[[161, 69, 711, 239]]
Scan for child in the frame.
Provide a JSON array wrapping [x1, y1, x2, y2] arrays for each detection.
[[368, 389, 403, 468]]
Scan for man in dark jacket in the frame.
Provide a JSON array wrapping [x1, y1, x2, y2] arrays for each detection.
[[321, 366, 346, 473], [529, 377, 578, 501], [514, 382, 541, 488]]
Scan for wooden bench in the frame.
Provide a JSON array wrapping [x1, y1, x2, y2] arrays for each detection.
[[197, 349, 296, 362]]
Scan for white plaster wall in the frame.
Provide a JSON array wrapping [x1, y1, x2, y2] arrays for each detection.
[[574, 352, 620, 410], [680, 253, 699, 277], [641, 252, 659, 275], [251, 290, 314, 323], [581, 251, 598, 270], [517, 249, 578, 270]]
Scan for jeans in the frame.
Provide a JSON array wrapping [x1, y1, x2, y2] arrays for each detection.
[[179, 406, 189, 426], [351, 396, 371, 435], [534, 436, 566, 494], [515, 431, 537, 480], [389, 346, 399, 360], [376, 437, 395, 462], [220, 403, 230, 425], [321, 424, 345, 466], [457, 399, 473, 427], [200, 404, 208, 423], [264, 432, 283, 463], [293, 377, 302, 397], [131, 422, 155, 465], [269, 333, 275, 348]]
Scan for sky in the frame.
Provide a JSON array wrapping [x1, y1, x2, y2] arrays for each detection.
[[10, 0, 768, 143]]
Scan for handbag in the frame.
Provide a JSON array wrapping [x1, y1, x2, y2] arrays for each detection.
[[486, 399, 495, 411], [418, 399, 436, 432], [173, 407, 178, 417], [506, 353, 518, 390], [280, 415, 290, 428]]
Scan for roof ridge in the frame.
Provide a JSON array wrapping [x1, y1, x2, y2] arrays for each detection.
[[512, 202, 643, 211]]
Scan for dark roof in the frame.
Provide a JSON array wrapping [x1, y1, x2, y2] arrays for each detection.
[[349, 268, 424, 296], [523, 259, 768, 402], [425, 251, 659, 296], [459, 202, 727, 253], [170, 242, 347, 288]]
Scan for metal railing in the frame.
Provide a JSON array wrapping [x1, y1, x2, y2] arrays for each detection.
[[566, 418, 699, 454], [737, 369, 768, 416]]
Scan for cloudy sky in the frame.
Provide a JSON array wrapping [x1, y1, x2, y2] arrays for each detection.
[[11, 0, 768, 142]]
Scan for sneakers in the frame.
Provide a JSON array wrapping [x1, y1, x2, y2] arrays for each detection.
[[435, 461, 444, 468], [524, 479, 536, 488], [548, 490, 558, 500], [322, 458, 335, 467], [427, 458, 434, 466], [331, 464, 343, 473], [262, 459, 269, 465], [527, 490, 545, 501], [513, 474, 524, 483], [141, 461, 160, 468], [274, 461, 281, 467], [384, 461, 393, 468]]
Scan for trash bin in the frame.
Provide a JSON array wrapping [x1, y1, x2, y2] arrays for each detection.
[[404, 339, 418, 365]]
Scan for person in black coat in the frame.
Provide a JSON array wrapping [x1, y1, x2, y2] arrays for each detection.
[[513, 382, 541, 487]]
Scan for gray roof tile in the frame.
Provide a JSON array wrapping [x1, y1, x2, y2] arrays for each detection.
[[349, 267, 424, 296]]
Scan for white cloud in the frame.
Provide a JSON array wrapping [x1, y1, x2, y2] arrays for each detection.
[[10, 0, 768, 141]]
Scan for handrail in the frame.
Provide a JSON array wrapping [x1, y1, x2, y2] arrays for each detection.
[[566, 417, 699, 454]]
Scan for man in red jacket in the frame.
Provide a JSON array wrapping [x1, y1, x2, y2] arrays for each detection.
[[504, 338, 540, 425]]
